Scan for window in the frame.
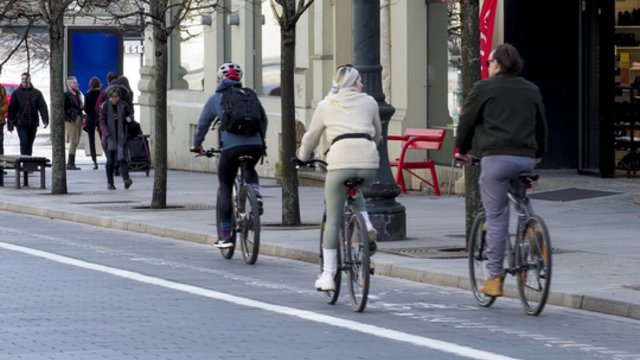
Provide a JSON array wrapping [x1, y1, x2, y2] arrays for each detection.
[[178, 11, 207, 91], [447, 2, 462, 126], [262, 4, 281, 96]]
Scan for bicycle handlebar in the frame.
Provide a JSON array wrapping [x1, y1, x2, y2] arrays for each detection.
[[454, 154, 480, 166], [193, 148, 221, 158], [291, 157, 327, 169]]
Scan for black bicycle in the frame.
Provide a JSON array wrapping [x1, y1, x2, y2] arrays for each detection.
[[294, 158, 372, 312], [196, 148, 261, 265], [464, 158, 552, 315]]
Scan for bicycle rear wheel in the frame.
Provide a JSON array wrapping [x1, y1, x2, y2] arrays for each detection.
[[517, 215, 552, 316], [347, 212, 370, 312], [217, 187, 235, 260], [468, 212, 496, 307], [319, 211, 341, 304], [238, 184, 260, 265]]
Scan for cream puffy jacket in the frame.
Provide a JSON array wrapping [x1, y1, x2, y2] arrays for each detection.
[[298, 89, 382, 170]]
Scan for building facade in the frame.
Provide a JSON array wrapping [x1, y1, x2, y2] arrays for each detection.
[[136, 0, 628, 191]]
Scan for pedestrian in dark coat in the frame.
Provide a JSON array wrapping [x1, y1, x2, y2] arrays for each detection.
[[99, 85, 134, 190], [84, 76, 102, 169], [7, 72, 49, 155]]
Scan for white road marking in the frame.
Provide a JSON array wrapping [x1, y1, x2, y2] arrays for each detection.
[[0, 241, 520, 360]]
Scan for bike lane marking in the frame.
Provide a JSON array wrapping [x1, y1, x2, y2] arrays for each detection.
[[0, 240, 520, 360]]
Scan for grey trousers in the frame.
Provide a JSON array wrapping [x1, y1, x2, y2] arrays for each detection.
[[323, 169, 376, 250], [479, 155, 535, 277]]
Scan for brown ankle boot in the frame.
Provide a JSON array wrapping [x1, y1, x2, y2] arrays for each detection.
[[480, 276, 504, 297]]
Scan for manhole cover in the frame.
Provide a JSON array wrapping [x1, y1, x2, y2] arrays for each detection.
[[380, 246, 467, 259], [528, 188, 619, 202]]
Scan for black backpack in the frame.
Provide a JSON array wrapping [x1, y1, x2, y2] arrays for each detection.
[[220, 86, 263, 136]]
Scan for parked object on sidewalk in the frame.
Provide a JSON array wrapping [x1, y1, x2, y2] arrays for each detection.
[[127, 134, 152, 176], [388, 128, 447, 194], [0, 155, 50, 189]]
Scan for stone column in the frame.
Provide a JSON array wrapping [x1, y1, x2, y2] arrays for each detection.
[[353, 0, 406, 241]]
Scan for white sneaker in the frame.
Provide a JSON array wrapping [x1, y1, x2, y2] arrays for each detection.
[[314, 271, 336, 291], [367, 226, 378, 255]]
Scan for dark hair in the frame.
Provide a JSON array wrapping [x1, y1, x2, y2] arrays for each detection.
[[89, 76, 101, 89], [117, 75, 131, 92], [21, 72, 30, 78], [491, 43, 523, 75], [107, 71, 119, 84], [105, 85, 121, 97]]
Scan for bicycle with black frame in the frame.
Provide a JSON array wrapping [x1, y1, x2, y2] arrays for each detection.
[[459, 157, 552, 315], [293, 157, 373, 312], [193, 144, 261, 265]]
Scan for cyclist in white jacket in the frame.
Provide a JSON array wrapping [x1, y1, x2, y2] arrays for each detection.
[[297, 65, 381, 291]]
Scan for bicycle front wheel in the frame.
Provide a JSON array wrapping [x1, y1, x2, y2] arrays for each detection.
[[319, 211, 341, 304], [217, 187, 236, 260], [468, 212, 496, 307], [517, 215, 552, 316], [238, 184, 260, 265], [346, 212, 370, 312]]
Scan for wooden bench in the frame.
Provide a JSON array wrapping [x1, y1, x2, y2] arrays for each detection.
[[388, 128, 447, 195], [0, 155, 50, 189]]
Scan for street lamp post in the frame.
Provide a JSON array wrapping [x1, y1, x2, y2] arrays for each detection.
[[353, 0, 406, 241]]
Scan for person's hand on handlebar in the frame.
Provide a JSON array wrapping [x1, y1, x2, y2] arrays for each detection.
[[454, 152, 472, 166], [190, 145, 204, 154], [290, 156, 307, 168]]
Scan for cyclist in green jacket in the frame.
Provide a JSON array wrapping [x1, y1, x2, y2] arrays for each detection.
[[455, 43, 548, 297]]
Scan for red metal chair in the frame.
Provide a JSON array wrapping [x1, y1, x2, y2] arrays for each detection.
[[388, 128, 447, 195]]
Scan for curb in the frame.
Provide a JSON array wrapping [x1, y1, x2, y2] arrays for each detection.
[[1, 200, 638, 320]]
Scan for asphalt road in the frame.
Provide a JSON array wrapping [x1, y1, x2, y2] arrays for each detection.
[[1, 212, 639, 360]]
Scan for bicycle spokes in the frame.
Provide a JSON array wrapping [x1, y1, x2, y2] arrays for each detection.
[[517, 215, 552, 316]]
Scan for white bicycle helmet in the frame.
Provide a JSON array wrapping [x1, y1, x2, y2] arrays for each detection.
[[217, 62, 243, 81]]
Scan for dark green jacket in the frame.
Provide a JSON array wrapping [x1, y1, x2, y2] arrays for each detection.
[[455, 73, 548, 159]]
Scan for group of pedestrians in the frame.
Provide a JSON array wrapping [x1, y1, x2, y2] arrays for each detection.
[[0, 71, 137, 191]]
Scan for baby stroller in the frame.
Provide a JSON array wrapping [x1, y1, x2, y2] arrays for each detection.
[[126, 121, 152, 176]]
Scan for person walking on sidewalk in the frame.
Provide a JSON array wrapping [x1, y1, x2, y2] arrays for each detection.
[[99, 85, 134, 190], [455, 43, 548, 297], [64, 76, 84, 170], [0, 84, 8, 175], [0, 84, 8, 156], [7, 72, 49, 155], [84, 76, 102, 170], [190, 62, 268, 249], [296, 64, 381, 291]]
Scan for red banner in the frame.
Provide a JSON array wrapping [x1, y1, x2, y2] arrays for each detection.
[[479, 0, 498, 79]]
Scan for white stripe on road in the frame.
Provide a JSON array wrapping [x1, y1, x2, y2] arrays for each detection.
[[0, 241, 520, 360]]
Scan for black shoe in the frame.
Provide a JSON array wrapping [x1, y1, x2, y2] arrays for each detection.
[[93, 163, 98, 170], [108, 183, 116, 190], [66, 164, 81, 170], [124, 178, 133, 189], [257, 195, 264, 216], [213, 237, 234, 248]]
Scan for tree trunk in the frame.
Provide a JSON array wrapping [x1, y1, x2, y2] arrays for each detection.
[[280, 24, 301, 226], [48, 0, 67, 194], [461, 0, 482, 244], [150, 1, 168, 209]]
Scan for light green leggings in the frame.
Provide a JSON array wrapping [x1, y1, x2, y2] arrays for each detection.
[[323, 168, 377, 249]]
